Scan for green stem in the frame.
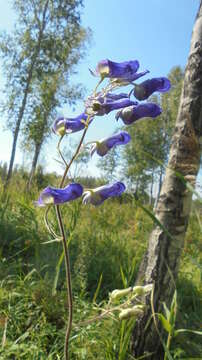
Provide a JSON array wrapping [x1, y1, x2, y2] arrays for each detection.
[[44, 206, 61, 239], [59, 120, 90, 188], [93, 77, 103, 95], [57, 134, 68, 167], [55, 205, 72, 360], [54, 80, 101, 359], [164, 333, 172, 360]]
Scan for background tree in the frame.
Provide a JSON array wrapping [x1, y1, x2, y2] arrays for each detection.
[[132, 2, 202, 358], [97, 146, 121, 183], [122, 67, 184, 204], [0, 0, 89, 188], [21, 72, 84, 189]]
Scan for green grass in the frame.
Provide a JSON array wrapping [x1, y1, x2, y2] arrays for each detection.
[[0, 179, 201, 359]]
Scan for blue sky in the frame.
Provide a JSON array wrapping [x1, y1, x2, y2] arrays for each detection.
[[0, 0, 200, 179]]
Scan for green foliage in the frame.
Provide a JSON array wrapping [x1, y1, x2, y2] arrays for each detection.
[[0, 174, 201, 358]]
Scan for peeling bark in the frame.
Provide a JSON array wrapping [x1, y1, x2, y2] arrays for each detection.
[[132, 2, 202, 358]]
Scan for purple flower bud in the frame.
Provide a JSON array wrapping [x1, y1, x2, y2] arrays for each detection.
[[133, 77, 171, 100], [116, 103, 162, 125], [90, 131, 131, 157], [96, 59, 140, 80], [83, 182, 126, 206], [52, 113, 90, 135], [85, 92, 137, 116], [35, 183, 83, 207]]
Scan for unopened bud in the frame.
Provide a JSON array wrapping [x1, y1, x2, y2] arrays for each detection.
[[110, 287, 133, 301], [119, 305, 144, 320], [132, 284, 153, 296]]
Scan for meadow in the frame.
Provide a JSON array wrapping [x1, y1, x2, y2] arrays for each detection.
[[0, 173, 201, 359]]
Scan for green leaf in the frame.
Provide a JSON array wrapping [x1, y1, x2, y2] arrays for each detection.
[[52, 250, 64, 296], [93, 273, 103, 303], [120, 266, 127, 288], [169, 290, 177, 327], [174, 329, 202, 337], [163, 302, 170, 321], [157, 313, 172, 333], [134, 199, 174, 241]]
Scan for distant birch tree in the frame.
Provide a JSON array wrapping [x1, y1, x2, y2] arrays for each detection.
[[0, 0, 89, 188]]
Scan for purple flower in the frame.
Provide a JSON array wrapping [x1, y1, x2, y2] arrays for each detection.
[[52, 113, 90, 135], [35, 183, 83, 207], [116, 103, 162, 125], [90, 131, 131, 157], [95, 59, 149, 82], [83, 182, 126, 206], [85, 92, 137, 116], [96, 59, 140, 80], [133, 77, 171, 100]]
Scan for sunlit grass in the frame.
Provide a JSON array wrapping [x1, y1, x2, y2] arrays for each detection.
[[0, 177, 201, 359]]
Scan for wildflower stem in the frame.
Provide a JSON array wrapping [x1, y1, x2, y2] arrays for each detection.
[[57, 134, 68, 167], [59, 120, 90, 188], [54, 80, 101, 360], [164, 333, 172, 360], [93, 77, 103, 95], [55, 205, 72, 360], [44, 206, 61, 239]]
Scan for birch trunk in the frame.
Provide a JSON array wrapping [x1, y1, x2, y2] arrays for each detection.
[[27, 142, 42, 190], [132, 2, 202, 358]]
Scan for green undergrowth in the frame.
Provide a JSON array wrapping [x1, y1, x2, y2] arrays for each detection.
[[0, 180, 201, 359]]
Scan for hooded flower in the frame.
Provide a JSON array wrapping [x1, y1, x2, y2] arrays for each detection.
[[133, 77, 171, 100], [82, 182, 126, 206], [52, 113, 90, 135], [95, 59, 149, 82], [90, 131, 131, 157], [85, 92, 137, 116], [35, 183, 83, 207], [116, 103, 162, 125], [96, 59, 139, 79]]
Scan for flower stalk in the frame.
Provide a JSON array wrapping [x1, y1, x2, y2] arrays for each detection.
[[34, 57, 171, 359]]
